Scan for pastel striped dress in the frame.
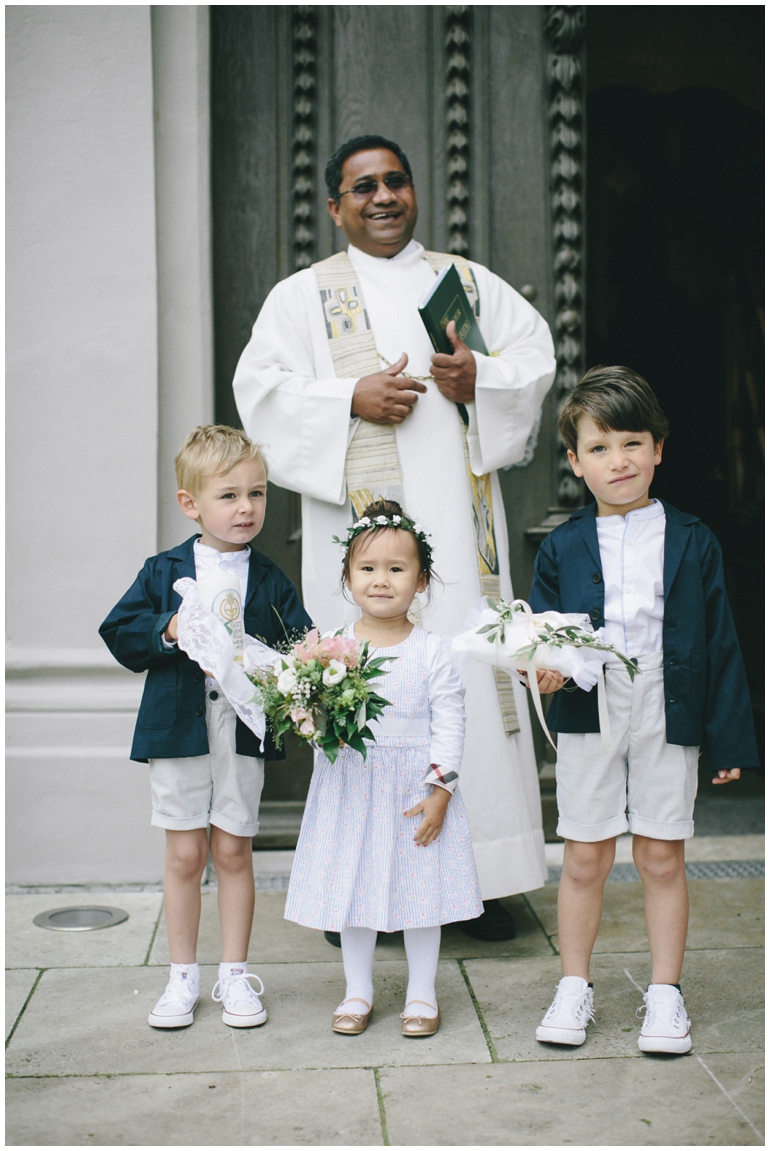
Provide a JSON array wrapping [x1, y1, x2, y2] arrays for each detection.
[[284, 627, 483, 932]]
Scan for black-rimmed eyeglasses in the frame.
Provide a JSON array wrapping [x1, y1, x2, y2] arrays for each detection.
[[337, 174, 412, 201]]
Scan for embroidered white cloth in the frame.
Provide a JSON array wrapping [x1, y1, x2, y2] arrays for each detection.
[[453, 598, 607, 690], [453, 599, 624, 752], [172, 577, 277, 749], [233, 240, 556, 899]]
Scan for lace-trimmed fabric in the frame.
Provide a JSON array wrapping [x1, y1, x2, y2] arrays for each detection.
[[173, 577, 275, 749]]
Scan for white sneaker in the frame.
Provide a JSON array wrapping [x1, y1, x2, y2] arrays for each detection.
[[637, 984, 692, 1054], [536, 976, 594, 1045], [148, 967, 199, 1029], [212, 970, 267, 1028]]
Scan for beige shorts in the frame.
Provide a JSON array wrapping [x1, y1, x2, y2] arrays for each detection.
[[149, 692, 264, 838], [555, 655, 699, 842]]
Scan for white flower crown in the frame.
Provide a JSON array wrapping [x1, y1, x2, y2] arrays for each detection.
[[333, 514, 434, 566]]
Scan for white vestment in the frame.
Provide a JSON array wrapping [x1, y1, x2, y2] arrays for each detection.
[[233, 240, 555, 897]]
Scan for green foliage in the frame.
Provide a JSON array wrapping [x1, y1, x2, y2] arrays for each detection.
[[247, 635, 395, 765]]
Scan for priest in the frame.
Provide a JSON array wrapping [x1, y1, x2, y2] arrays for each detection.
[[233, 135, 556, 940]]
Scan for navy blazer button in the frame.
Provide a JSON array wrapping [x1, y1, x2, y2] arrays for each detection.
[[668, 699, 676, 705], [209, 691, 219, 701], [590, 609, 601, 621], [195, 705, 204, 717], [193, 671, 203, 683], [592, 572, 602, 584]]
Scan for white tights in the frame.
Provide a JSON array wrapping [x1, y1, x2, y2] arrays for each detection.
[[337, 925, 441, 1018]]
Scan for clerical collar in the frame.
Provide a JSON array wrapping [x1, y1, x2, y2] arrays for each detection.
[[348, 239, 423, 268]]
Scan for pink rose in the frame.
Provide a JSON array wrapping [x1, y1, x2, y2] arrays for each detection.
[[291, 629, 319, 664]]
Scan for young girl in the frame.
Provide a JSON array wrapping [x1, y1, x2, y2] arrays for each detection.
[[284, 499, 483, 1036]]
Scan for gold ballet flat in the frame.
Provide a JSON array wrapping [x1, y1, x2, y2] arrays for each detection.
[[400, 1000, 440, 1037], [332, 998, 373, 1035]]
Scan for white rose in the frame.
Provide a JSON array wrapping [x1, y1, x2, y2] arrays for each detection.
[[322, 659, 347, 686], [276, 667, 298, 695], [392, 514, 401, 524], [375, 515, 388, 525]]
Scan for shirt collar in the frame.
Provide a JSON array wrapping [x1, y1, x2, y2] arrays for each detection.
[[597, 499, 665, 527], [193, 539, 251, 564]]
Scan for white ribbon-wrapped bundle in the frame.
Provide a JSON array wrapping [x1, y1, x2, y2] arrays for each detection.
[[453, 598, 638, 751], [173, 577, 279, 749]]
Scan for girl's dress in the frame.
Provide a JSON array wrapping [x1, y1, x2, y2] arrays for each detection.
[[284, 626, 483, 932]]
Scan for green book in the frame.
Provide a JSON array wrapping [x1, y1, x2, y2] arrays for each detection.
[[418, 262, 488, 356]]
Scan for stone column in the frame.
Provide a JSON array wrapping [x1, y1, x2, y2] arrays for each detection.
[[6, 6, 212, 884]]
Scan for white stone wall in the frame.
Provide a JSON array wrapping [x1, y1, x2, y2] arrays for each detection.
[[6, 6, 212, 884]]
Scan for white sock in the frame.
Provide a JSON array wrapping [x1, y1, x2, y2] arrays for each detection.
[[403, 926, 441, 1017], [170, 962, 200, 995], [338, 926, 377, 1011], [218, 961, 248, 981]]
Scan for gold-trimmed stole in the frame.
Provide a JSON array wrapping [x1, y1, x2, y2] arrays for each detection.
[[311, 250, 518, 733]]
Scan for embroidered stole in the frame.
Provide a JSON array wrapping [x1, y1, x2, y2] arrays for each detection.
[[312, 250, 519, 734]]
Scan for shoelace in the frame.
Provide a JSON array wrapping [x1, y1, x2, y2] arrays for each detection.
[[637, 994, 687, 1030], [545, 984, 594, 1024], [211, 971, 265, 1006], [157, 974, 198, 1010]]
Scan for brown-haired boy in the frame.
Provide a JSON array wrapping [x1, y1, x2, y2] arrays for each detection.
[[529, 366, 758, 1054]]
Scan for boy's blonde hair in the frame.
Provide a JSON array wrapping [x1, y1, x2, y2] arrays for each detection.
[[174, 425, 268, 494]]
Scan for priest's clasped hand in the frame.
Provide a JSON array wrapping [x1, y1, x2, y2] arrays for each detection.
[[351, 352, 428, 424], [430, 320, 477, 404]]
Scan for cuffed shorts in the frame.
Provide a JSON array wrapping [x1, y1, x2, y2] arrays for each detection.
[[149, 692, 264, 838], [555, 654, 699, 842]]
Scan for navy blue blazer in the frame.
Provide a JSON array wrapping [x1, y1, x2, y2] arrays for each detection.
[[100, 535, 313, 763], [529, 501, 759, 772]]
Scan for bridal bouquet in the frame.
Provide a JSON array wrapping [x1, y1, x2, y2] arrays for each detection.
[[246, 629, 394, 764], [453, 598, 638, 749]]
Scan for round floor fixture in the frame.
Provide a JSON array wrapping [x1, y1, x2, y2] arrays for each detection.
[[33, 906, 129, 932]]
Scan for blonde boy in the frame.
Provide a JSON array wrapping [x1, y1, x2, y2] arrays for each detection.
[[101, 426, 311, 1030]]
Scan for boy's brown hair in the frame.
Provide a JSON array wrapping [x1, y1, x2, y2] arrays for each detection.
[[557, 366, 670, 454], [174, 425, 268, 494]]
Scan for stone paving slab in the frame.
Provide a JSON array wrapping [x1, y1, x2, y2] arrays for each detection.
[[6, 893, 162, 969], [5, 969, 39, 1041], [463, 948, 764, 1063], [525, 877, 764, 953], [150, 891, 552, 966], [5, 1067, 383, 1146], [7, 960, 489, 1077], [379, 1052, 764, 1146]]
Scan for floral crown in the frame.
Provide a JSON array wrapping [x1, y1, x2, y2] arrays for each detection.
[[333, 514, 434, 569]]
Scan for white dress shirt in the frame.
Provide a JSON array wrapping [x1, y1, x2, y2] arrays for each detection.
[[595, 500, 666, 656]]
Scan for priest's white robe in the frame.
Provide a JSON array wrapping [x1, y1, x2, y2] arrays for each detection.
[[233, 240, 555, 897]]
